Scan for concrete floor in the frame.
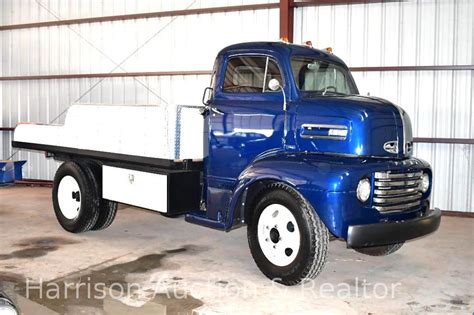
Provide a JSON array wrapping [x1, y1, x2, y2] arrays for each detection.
[[0, 186, 473, 315]]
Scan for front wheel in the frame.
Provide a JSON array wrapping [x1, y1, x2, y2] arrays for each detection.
[[353, 243, 404, 256], [247, 183, 329, 286]]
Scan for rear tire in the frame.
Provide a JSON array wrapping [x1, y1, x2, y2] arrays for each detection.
[[78, 161, 118, 231], [52, 161, 100, 233], [247, 183, 329, 286], [354, 243, 404, 256]]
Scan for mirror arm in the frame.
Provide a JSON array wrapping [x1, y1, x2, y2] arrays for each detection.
[[281, 87, 287, 111]]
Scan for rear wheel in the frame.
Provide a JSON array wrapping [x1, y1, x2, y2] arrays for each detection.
[[354, 243, 404, 256], [53, 161, 100, 233], [247, 183, 329, 286], [78, 161, 118, 231]]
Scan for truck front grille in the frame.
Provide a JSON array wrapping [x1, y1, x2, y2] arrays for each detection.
[[373, 171, 423, 213]]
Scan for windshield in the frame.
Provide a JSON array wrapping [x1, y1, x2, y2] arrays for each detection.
[[291, 57, 358, 96]]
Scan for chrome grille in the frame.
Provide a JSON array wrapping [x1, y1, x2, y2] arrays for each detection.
[[373, 171, 423, 213]]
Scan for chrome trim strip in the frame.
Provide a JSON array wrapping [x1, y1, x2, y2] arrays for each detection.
[[374, 179, 422, 187], [301, 135, 347, 140], [373, 193, 421, 204], [300, 124, 348, 140], [374, 171, 423, 179], [374, 187, 419, 196], [376, 176, 422, 182], [301, 123, 347, 130], [374, 201, 421, 212], [395, 105, 406, 155]]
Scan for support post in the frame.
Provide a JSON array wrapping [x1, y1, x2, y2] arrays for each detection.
[[279, 0, 294, 43]]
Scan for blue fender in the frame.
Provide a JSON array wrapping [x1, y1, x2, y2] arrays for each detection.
[[225, 152, 432, 238], [225, 152, 359, 236]]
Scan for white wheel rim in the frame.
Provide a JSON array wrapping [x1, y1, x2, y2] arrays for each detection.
[[57, 175, 81, 220], [257, 204, 301, 267]]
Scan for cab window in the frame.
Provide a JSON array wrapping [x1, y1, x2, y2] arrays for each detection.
[[291, 57, 357, 96], [223, 56, 282, 93]]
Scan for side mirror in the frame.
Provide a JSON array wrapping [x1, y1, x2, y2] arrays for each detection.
[[202, 87, 213, 106], [268, 78, 281, 91]]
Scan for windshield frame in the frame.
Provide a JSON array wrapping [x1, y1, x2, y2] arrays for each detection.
[[290, 55, 359, 97]]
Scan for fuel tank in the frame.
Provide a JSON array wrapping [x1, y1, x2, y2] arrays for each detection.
[[294, 95, 413, 159]]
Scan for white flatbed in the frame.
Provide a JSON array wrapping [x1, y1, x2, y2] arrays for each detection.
[[13, 104, 207, 167]]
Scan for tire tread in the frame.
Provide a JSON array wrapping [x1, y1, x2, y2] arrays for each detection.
[[354, 243, 404, 256], [248, 182, 329, 285], [78, 160, 118, 231], [53, 161, 100, 233]]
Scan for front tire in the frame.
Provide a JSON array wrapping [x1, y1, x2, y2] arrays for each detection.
[[52, 161, 100, 233], [247, 183, 329, 286], [353, 243, 404, 256]]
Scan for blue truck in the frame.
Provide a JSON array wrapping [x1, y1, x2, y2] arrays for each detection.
[[13, 42, 441, 285]]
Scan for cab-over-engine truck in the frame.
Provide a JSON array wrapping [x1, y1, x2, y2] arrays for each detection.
[[13, 42, 441, 285]]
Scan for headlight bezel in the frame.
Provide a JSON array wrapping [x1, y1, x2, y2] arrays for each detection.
[[356, 178, 371, 203], [420, 172, 430, 193]]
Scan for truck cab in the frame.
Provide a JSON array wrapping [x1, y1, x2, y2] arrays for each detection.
[[12, 41, 441, 285]]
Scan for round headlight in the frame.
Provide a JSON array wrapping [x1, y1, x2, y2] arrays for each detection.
[[421, 173, 430, 193], [357, 178, 371, 202]]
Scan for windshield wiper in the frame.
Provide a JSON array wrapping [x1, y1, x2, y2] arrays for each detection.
[[302, 90, 349, 97], [322, 90, 347, 96]]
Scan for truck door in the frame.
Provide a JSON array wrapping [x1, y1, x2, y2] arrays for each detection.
[[205, 55, 287, 219], [209, 55, 286, 180]]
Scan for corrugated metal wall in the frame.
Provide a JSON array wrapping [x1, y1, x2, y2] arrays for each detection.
[[1, 0, 472, 212], [0, 0, 279, 180], [294, 0, 473, 212], [1, 0, 275, 23]]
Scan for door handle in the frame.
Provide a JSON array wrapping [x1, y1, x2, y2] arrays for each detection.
[[210, 107, 225, 115]]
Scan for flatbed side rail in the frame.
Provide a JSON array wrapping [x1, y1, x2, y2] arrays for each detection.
[[11, 141, 203, 171]]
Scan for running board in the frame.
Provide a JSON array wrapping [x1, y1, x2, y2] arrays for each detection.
[[185, 211, 226, 230]]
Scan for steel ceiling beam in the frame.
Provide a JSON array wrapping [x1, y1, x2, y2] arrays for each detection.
[[0, 3, 279, 31], [293, 0, 404, 7], [1, 65, 472, 82]]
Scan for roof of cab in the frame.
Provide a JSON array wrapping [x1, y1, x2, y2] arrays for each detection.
[[218, 41, 347, 68]]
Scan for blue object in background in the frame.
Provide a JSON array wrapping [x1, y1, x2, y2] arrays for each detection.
[[14, 160, 26, 181], [0, 160, 26, 185]]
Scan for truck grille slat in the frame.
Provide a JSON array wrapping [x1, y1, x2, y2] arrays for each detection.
[[374, 180, 421, 187], [374, 201, 421, 212], [373, 193, 421, 204], [373, 171, 423, 213], [374, 187, 419, 196], [374, 171, 423, 179]]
